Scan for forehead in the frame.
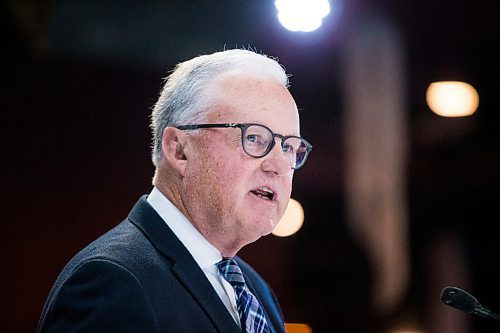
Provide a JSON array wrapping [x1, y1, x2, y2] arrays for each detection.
[[205, 72, 300, 135]]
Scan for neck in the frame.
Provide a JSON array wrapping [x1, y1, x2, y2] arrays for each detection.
[[153, 183, 244, 257]]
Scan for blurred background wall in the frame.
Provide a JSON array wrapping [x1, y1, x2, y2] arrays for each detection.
[[2, 0, 499, 332]]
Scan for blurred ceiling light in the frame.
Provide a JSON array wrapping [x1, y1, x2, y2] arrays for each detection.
[[426, 81, 479, 117], [272, 198, 305, 237], [275, 0, 331, 32]]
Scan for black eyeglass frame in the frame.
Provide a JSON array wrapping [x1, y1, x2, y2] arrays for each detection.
[[176, 123, 312, 170]]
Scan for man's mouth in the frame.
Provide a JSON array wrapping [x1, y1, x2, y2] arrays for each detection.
[[250, 186, 275, 201]]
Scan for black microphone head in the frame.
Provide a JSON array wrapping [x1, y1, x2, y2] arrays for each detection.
[[440, 286, 478, 313]]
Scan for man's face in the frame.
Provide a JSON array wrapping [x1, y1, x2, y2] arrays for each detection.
[[181, 72, 300, 253]]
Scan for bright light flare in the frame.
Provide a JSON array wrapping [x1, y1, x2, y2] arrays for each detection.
[[272, 198, 305, 237], [275, 0, 331, 32], [426, 81, 479, 117]]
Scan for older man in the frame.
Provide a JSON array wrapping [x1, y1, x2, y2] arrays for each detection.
[[37, 49, 312, 333]]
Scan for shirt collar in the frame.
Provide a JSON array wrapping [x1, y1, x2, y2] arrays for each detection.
[[147, 187, 222, 269]]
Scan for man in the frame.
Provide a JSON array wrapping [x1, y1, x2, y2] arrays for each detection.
[[37, 49, 312, 333]]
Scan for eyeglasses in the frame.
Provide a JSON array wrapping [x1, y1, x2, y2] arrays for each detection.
[[176, 123, 312, 170]]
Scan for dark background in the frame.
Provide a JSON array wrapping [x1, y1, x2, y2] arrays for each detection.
[[2, 0, 499, 332]]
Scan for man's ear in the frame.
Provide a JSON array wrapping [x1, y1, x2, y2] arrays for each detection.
[[161, 127, 188, 177]]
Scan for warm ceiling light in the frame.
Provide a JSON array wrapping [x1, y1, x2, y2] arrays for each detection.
[[275, 0, 331, 32], [426, 81, 479, 117], [272, 198, 305, 237]]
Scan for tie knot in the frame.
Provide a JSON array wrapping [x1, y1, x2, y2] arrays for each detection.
[[217, 257, 246, 285]]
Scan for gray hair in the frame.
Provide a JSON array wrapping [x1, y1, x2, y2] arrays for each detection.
[[150, 48, 290, 165]]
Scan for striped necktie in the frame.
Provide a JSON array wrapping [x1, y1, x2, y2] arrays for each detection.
[[217, 257, 271, 333]]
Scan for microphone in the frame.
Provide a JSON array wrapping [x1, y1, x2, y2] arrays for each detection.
[[440, 286, 500, 322]]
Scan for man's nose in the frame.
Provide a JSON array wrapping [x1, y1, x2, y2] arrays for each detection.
[[260, 140, 292, 176]]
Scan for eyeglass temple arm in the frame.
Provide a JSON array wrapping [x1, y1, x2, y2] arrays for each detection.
[[176, 123, 241, 130]]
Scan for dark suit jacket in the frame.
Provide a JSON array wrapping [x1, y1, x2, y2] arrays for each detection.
[[37, 195, 285, 333]]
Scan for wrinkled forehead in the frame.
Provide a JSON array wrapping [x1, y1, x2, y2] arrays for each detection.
[[204, 72, 300, 136]]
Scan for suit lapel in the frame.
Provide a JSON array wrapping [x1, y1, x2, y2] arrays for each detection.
[[128, 196, 241, 333], [171, 258, 241, 333]]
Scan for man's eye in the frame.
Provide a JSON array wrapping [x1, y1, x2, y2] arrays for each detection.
[[246, 134, 258, 143], [282, 144, 294, 153], [246, 134, 267, 145]]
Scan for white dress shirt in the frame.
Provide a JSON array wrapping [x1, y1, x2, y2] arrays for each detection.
[[147, 187, 241, 327]]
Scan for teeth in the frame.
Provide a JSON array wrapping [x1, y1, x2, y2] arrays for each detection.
[[260, 187, 274, 195], [252, 186, 274, 200]]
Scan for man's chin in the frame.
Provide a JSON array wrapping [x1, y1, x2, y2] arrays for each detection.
[[256, 218, 278, 237], [239, 220, 275, 242]]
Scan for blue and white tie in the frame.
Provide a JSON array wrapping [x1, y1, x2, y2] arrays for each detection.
[[217, 257, 271, 333]]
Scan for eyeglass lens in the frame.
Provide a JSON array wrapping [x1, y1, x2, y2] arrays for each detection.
[[242, 124, 309, 169]]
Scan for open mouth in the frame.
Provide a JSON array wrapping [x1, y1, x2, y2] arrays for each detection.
[[250, 186, 275, 201]]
